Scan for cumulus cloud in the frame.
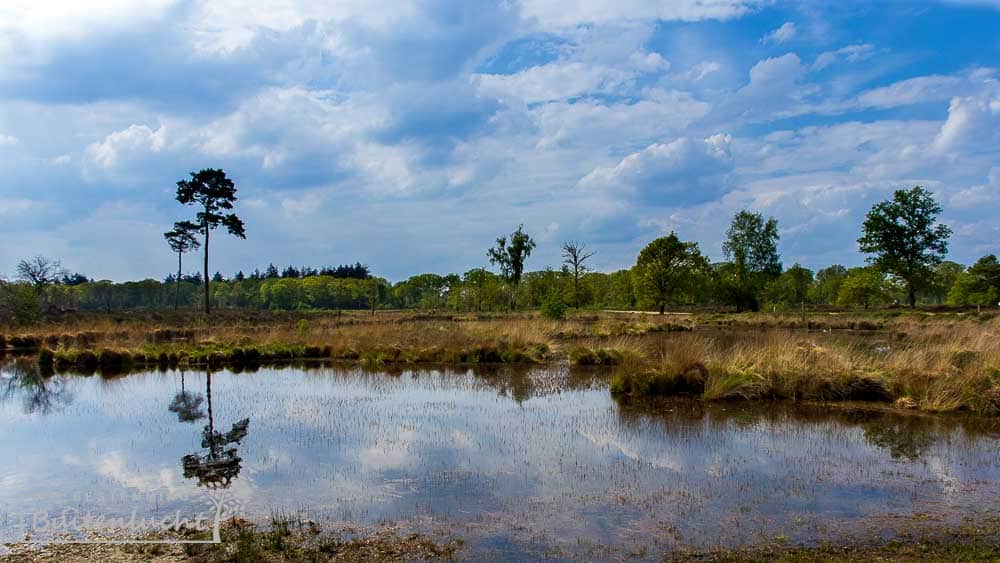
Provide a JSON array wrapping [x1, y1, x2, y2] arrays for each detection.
[[86, 124, 167, 170], [761, 22, 796, 45], [578, 134, 734, 204], [716, 53, 811, 120], [1, 0, 999, 279], [933, 94, 1000, 152]]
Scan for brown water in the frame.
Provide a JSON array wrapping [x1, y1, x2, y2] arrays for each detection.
[[2, 358, 999, 559]]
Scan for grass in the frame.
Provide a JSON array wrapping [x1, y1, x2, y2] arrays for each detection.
[[3, 308, 1000, 414]]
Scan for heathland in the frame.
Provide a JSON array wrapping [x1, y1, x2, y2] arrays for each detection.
[[4, 308, 999, 416]]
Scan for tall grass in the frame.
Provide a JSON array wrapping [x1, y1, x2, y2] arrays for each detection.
[[5, 309, 999, 414]]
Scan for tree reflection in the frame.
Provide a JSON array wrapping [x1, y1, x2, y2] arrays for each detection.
[[168, 371, 205, 423], [181, 371, 249, 489], [1, 358, 72, 415]]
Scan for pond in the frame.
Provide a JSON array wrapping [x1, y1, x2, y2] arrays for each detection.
[[2, 358, 999, 559]]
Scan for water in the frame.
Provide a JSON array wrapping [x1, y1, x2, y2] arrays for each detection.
[[2, 358, 999, 558]]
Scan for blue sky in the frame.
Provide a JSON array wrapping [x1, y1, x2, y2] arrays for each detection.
[[1, 0, 998, 281]]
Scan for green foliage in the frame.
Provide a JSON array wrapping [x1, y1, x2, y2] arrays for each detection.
[[487, 225, 536, 309], [0, 282, 42, 324], [393, 273, 449, 309], [810, 264, 848, 304], [764, 263, 814, 307], [858, 186, 952, 307], [837, 267, 892, 309], [721, 210, 781, 311], [632, 232, 710, 313], [948, 255, 1000, 306], [175, 168, 246, 314], [540, 288, 566, 320]]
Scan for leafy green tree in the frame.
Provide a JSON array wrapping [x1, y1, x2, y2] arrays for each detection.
[[0, 282, 42, 324], [764, 263, 814, 307], [521, 268, 566, 309], [632, 233, 710, 314], [925, 261, 964, 304], [487, 225, 536, 309], [858, 186, 951, 308], [164, 221, 201, 309], [837, 267, 891, 309], [175, 168, 247, 314], [809, 265, 848, 304], [393, 274, 448, 309], [947, 255, 1000, 306], [561, 241, 594, 308], [721, 210, 781, 311]]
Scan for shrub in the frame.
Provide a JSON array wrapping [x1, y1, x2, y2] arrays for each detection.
[[540, 290, 566, 320]]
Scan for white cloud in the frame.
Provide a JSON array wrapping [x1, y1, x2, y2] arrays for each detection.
[[949, 167, 1000, 209], [933, 94, 1000, 152], [811, 44, 875, 71], [682, 60, 722, 82], [532, 91, 710, 149], [475, 62, 637, 104], [86, 124, 167, 170], [855, 74, 965, 108], [520, 0, 762, 28], [578, 134, 734, 204], [761, 22, 796, 45]]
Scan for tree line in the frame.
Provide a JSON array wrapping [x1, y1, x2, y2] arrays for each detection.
[[2, 170, 997, 323]]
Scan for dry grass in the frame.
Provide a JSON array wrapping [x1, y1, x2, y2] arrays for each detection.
[[610, 315, 1000, 414], [3, 309, 999, 414]]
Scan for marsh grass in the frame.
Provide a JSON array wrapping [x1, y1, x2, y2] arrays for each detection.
[[5, 309, 1000, 414], [610, 316, 1000, 414]]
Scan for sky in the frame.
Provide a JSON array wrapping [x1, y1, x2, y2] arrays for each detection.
[[1, 0, 998, 282]]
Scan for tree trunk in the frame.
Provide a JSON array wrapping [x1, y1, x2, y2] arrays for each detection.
[[908, 283, 916, 309], [203, 220, 211, 315], [176, 251, 182, 310], [659, 304, 665, 315]]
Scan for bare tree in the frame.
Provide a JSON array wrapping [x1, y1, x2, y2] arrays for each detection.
[[561, 242, 594, 308], [16, 256, 68, 289]]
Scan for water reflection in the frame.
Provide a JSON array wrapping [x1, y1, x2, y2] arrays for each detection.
[[617, 397, 1000, 463], [180, 371, 249, 489], [0, 365, 997, 558], [168, 370, 205, 423], [0, 357, 72, 415]]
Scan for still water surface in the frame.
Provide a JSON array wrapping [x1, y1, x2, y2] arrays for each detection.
[[2, 360, 999, 558]]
